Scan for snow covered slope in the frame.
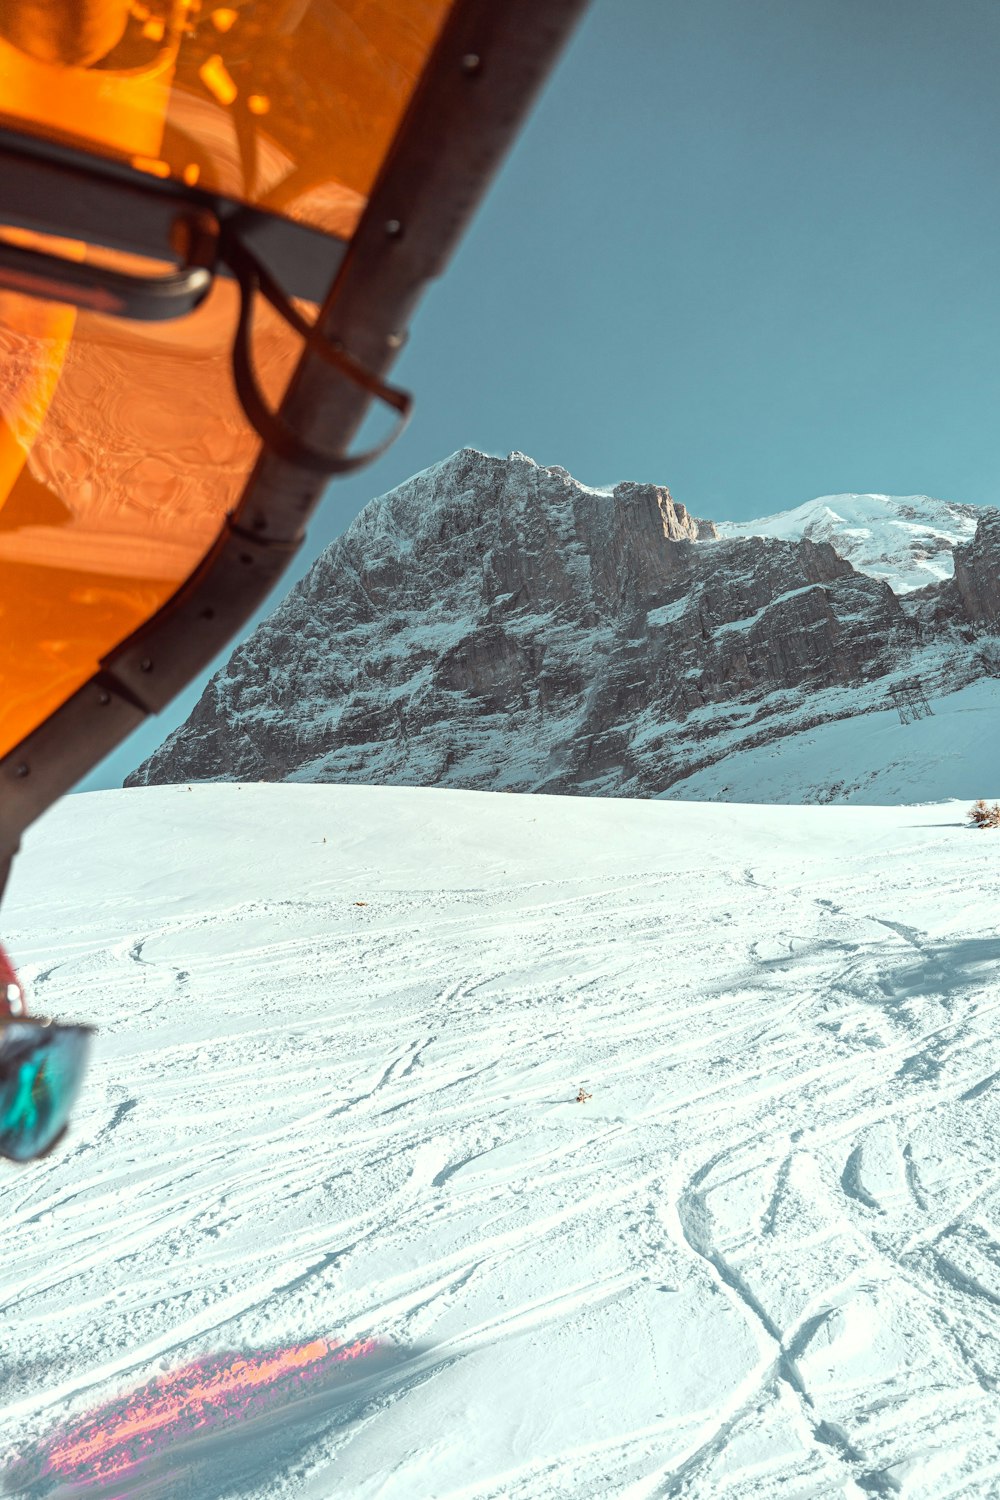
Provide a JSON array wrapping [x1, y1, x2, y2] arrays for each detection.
[[668, 675, 1000, 805], [718, 492, 984, 594], [4, 784, 1000, 1497]]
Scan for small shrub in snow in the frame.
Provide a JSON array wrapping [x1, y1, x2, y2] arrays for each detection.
[[575, 1088, 592, 1103], [969, 799, 1000, 828]]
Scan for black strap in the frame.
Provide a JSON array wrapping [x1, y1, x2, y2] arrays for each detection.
[[224, 237, 412, 475]]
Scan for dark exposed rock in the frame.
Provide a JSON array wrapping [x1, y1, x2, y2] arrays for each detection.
[[126, 449, 983, 797], [953, 511, 1000, 625]]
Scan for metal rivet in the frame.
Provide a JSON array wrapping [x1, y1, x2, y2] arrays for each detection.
[[201, 607, 216, 620], [386, 332, 405, 350], [98, 690, 111, 706], [139, 657, 153, 673], [14, 763, 29, 778], [385, 218, 402, 238], [461, 52, 481, 74]]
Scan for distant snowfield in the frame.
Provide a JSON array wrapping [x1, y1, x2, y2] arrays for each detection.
[[4, 785, 1000, 1498], [717, 492, 981, 594]]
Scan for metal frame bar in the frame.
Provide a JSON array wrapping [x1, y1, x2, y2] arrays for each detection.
[[0, 127, 348, 305], [0, 0, 589, 871]]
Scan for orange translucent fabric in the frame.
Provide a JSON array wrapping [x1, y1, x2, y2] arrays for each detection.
[[0, 0, 454, 760], [0, 274, 304, 759], [0, 0, 454, 239]]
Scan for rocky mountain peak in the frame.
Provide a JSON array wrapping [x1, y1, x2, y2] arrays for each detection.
[[126, 453, 996, 800]]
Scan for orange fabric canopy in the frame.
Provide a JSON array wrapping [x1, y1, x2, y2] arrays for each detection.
[[0, 0, 455, 760], [0, 0, 453, 236]]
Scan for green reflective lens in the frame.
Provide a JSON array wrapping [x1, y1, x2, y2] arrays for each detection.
[[0, 1023, 92, 1162]]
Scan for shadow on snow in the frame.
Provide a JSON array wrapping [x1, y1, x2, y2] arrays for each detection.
[[4, 1337, 445, 1500]]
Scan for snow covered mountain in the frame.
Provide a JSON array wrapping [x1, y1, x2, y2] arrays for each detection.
[[126, 451, 1000, 801], [718, 492, 982, 595], [5, 782, 1000, 1497]]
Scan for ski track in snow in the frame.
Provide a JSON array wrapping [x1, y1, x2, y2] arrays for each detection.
[[2, 785, 1000, 1497]]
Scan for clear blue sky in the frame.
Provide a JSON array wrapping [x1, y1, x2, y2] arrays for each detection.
[[80, 0, 1000, 790]]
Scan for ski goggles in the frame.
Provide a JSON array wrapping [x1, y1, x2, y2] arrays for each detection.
[[0, 1020, 93, 1162], [0, 947, 93, 1163]]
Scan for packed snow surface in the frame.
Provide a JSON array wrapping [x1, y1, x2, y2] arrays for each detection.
[[4, 784, 1000, 1497], [717, 492, 982, 594]]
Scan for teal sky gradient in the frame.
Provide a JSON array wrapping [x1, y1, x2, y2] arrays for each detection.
[[79, 0, 1000, 790]]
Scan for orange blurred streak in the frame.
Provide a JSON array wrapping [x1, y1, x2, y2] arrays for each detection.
[[129, 152, 171, 177], [199, 53, 237, 107], [42, 1338, 378, 1478], [0, 228, 86, 540]]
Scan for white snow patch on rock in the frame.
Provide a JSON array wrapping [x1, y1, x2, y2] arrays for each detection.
[[718, 492, 986, 594]]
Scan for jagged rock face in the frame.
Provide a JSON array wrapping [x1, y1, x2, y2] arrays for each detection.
[[128, 449, 937, 798], [953, 512, 1000, 624]]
